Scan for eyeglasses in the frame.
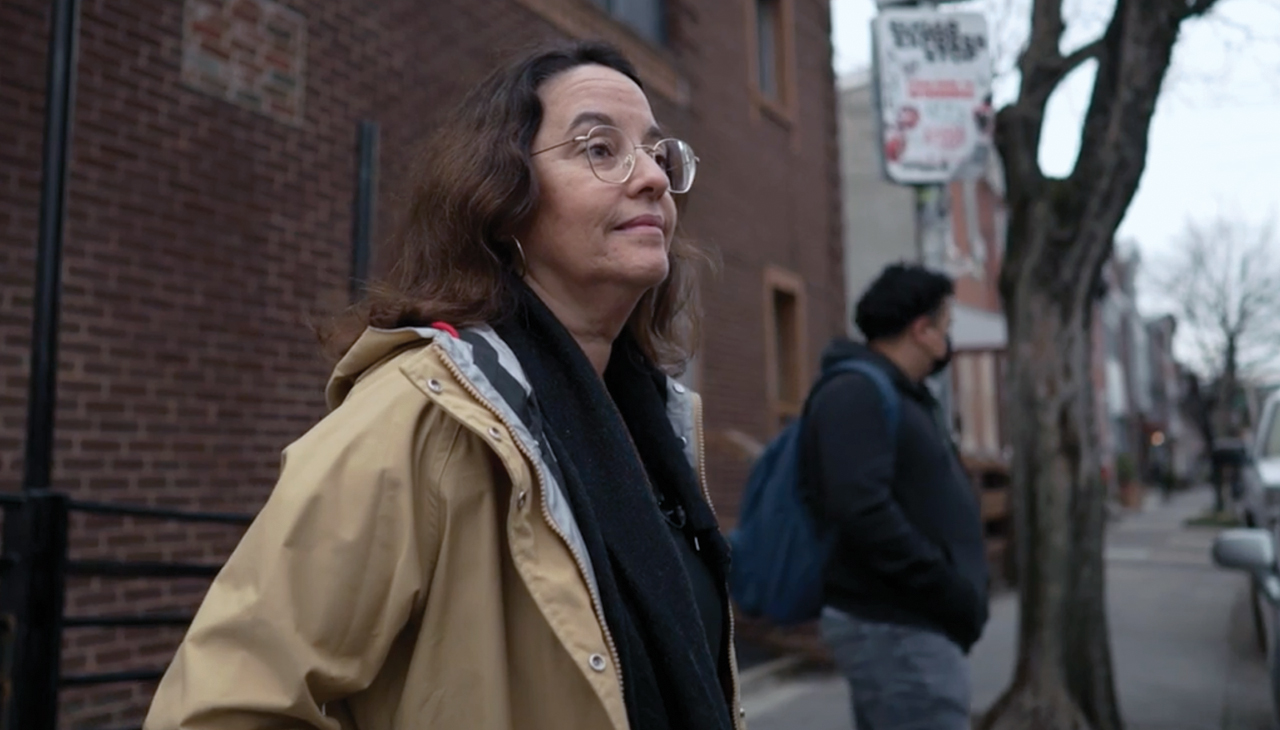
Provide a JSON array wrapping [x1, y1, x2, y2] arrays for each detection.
[[531, 125, 699, 194]]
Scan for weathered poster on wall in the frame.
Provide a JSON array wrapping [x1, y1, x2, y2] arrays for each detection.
[[872, 8, 993, 184]]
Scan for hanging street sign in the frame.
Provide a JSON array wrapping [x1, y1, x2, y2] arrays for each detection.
[[872, 8, 995, 185]]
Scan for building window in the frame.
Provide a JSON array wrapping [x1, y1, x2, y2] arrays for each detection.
[[592, 0, 664, 45], [764, 267, 807, 431], [748, 0, 793, 119], [756, 0, 780, 99], [512, 0, 686, 104], [773, 289, 799, 402]]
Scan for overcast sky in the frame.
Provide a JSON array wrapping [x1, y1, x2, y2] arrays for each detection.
[[831, 0, 1280, 320]]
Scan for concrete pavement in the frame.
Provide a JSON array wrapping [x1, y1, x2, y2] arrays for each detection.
[[742, 488, 1276, 730]]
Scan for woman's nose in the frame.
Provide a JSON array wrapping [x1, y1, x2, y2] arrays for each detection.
[[628, 149, 670, 197]]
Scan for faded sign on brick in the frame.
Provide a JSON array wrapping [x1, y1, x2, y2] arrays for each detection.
[[182, 0, 307, 123]]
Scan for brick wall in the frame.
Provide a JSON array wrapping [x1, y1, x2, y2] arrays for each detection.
[[1, 0, 841, 724], [686, 0, 845, 515], [0, 0, 45, 492]]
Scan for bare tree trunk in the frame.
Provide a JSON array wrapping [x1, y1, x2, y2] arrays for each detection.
[[979, 1, 1219, 727], [980, 206, 1119, 730], [1218, 335, 1239, 436]]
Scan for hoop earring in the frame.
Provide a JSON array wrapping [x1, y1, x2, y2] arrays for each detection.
[[512, 236, 528, 275]]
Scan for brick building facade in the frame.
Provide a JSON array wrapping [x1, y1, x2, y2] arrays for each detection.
[[0, 0, 843, 724]]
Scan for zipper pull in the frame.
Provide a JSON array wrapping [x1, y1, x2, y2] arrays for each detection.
[[694, 536, 701, 551]]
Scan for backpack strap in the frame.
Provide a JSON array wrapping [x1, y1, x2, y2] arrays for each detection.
[[823, 359, 901, 441]]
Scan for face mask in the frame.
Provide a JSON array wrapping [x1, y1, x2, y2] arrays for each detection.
[[929, 335, 954, 377]]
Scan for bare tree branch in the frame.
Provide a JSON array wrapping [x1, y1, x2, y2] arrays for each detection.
[[1026, 0, 1067, 59], [1184, 0, 1221, 19], [1061, 38, 1105, 76], [1150, 214, 1280, 382], [1161, 1, 1280, 110], [1014, 0, 1080, 107], [1206, 10, 1275, 41], [1025, 35, 1106, 98]]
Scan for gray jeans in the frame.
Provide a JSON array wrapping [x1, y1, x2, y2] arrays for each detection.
[[820, 608, 972, 730]]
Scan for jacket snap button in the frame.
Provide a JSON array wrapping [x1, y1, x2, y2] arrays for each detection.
[[516, 491, 527, 509], [588, 654, 607, 672], [679, 436, 689, 446], [487, 426, 502, 441], [673, 383, 686, 394], [739, 707, 746, 718], [426, 379, 443, 393]]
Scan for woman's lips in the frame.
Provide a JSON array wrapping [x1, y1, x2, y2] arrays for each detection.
[[615, 214, 666, 238]]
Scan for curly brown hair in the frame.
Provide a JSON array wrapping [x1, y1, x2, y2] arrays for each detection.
[[322, 41, 710, 371]]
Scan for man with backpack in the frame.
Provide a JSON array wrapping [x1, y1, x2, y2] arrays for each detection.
[[800, 264, 989, 730]]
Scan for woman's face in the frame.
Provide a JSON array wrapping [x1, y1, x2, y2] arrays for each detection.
[[522, 65, 678, 303]]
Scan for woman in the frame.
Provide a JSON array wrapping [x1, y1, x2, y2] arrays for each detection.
[[144, 41, 742, 730]]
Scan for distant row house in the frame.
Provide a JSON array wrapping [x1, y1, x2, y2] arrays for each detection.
[[1094, 253, 1202, 503]]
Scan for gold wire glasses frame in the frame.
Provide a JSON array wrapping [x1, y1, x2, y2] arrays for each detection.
[[531, 125, 699, 194]]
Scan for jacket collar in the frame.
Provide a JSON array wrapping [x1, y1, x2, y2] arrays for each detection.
[[326, 324, 703, 600], [819, 338, 936, 405], [331, 325, 699, 467]]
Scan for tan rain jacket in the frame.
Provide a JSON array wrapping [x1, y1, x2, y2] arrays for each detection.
[[144, 325, 745, 730]]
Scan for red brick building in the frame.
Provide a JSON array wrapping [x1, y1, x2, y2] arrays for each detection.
[[1, 0, 842, 723], [946, 167, 1008, 463], [943, 165, 1014, 585]]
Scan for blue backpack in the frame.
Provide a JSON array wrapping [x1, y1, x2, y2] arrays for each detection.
[[728, 360, 900, 625]]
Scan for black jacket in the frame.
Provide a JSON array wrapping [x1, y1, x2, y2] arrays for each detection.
[[799, 339, 989, 651]]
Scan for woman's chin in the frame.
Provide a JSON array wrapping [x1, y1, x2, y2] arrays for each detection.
[[623, 255, 671, 291]]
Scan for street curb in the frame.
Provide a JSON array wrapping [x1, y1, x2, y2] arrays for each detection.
[[738, 653, 814, 698]]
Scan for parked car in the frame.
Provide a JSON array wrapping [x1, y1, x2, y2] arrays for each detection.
[[1213, 391, 1280, 719], [1239, 391, 1280, 528], [1214, 528, 1280, 717]]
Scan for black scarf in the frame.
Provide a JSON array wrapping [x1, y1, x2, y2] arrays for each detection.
[[493, 283, 734, 730]]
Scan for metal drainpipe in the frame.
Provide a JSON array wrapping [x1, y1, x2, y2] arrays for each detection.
[[23, 0, 81, 494]]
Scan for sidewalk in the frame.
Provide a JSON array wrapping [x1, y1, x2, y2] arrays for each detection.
[[743, 487, 1276, 730]]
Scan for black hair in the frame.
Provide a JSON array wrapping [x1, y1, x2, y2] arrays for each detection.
[[854, 263, 955, 342]]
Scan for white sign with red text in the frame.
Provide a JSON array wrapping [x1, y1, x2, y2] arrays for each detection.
[[872, 8, 994, 185]]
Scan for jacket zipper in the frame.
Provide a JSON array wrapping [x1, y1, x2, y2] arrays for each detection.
[[433, 350, 626, 709], [692, 395, 746, 730]]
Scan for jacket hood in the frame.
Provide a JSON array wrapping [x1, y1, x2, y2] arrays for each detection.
[[819, 337, 924, 397], [325, 327, 441, 410], [325, 323, 703, 488], [819, 337, 872, 371]]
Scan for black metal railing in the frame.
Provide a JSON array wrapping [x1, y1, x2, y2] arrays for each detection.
[[0, 490, 254, 730]]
